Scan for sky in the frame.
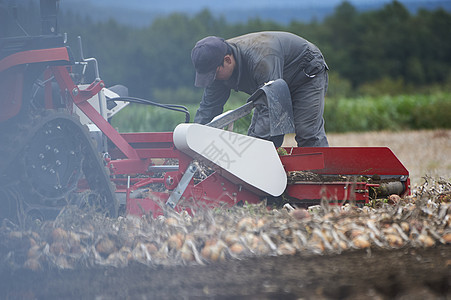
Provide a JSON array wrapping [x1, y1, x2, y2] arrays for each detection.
[[65, 0, 448, 11], [84, 0, 434, 11], [60, 0, 450, 26]]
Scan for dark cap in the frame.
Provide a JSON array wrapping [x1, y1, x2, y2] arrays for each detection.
[[191, 36, 228, 88]]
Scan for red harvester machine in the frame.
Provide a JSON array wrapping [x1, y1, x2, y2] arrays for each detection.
[[0, 1, 409, 222]]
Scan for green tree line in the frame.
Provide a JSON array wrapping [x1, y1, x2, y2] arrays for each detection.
[[3, 1, 451, 132], [55, 1, 451, 103], [5, 1, 451, 102]]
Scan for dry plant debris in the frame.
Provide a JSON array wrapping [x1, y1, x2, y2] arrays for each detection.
[[0, 177, 449, 271]]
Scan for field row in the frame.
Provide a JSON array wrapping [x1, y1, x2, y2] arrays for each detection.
[[111, 92, 451, 134]]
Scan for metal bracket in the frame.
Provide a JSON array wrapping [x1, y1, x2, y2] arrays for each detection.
[[206, 101, 255, 129], [205, 88, 264, 129], [166, 162, 197, 209]]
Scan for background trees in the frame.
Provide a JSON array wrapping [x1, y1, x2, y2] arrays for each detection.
[[3, 1, 450, 132], [51, 1, 451, 103]]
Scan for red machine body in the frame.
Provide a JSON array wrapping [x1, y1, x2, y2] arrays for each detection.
[[118, 135, 410, 216], [281, 147, 410, 205], [0, 28, 410, 220]]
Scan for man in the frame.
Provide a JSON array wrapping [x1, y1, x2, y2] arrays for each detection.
[[191, 31, 329, 147]]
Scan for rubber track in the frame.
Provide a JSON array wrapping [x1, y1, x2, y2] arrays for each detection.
[[0, 110, 118, 218]]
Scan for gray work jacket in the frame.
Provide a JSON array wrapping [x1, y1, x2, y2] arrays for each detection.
[[194, 31, 327, 124]]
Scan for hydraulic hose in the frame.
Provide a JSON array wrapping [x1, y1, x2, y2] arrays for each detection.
[[107, 96, 190, 123]]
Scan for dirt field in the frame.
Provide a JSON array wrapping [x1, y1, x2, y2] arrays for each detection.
[[0, 130, 449, 300], [1, 246, 449, 299]]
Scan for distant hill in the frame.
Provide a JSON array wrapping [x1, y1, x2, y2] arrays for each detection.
[[14, 0, 451, 27]]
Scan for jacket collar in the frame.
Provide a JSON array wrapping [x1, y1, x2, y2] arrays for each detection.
[[226, 42, 241, 91]]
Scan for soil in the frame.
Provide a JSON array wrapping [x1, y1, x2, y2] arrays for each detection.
[[1, 245, 449, 299], [0, 130, 450, 300]]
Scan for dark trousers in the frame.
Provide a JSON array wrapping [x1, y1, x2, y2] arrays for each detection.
[[291, 67, 329, 147], [248, 65, 329, 148]]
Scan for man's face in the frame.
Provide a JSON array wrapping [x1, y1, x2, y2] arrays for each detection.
[[214, 54, 235, 81]]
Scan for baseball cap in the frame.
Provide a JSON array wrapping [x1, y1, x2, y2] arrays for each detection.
[[191, 36, 228, 88]]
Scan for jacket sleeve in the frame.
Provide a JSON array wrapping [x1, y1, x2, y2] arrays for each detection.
[[193, 82, 231, 124], [252, 54, 284, 87]]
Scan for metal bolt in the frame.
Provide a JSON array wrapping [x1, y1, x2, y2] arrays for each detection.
[[45, 145, 51, 151], [55, 160, 61, 166], [49, 169, 55, 174], [41, 165, 47, 171], [39, 153, 45, 160], [72, 87, 79, 96], [54, 148, 59, 154]]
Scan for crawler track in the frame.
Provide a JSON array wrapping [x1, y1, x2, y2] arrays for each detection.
[[0, 110, 118, 222]]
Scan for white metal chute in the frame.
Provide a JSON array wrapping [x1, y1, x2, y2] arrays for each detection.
[[173, 123, 287, 196]]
